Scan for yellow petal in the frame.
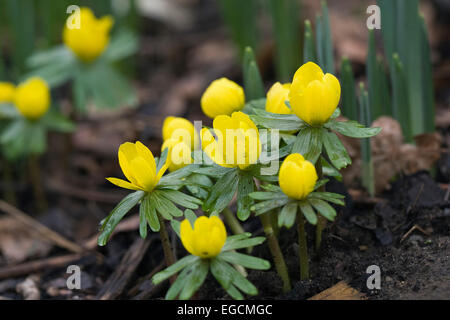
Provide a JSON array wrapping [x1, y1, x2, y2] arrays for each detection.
[[292, 62, 324, 90], [180, 219, 195, 255], [201, 78, 245, 118], [118, 145, 139, 186], [106, 177, 140, 191], [135, 141, 157, 177], [130, 157, 157, 191]]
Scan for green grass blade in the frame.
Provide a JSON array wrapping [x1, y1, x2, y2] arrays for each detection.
[[391, 54, 412, 142], [358, 83, 375, 197], [420, 14, 435, 133], [303, 20, 316, 64], [243, 47, 265, 101], [267, 0, 301, 81], [340, 57, 357, 120]]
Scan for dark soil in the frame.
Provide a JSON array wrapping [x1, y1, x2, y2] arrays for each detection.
[[198, 171, 450, 300]]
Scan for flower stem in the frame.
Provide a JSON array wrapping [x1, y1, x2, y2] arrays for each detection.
[[28, 154, 47, 213], [260, 213, 291, 293], [297, 212, 309, 280], [222, 207, 245, 235], [157, 212, 176, 282], [315, 159, 326, 251]]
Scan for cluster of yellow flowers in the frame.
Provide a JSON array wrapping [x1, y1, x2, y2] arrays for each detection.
[[107, 61, 340, 259], [0, 77, 50, 121]]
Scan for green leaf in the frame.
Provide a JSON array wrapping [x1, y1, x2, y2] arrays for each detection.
[[250, 197, 290, 215], [142, 194, 159, 232], [292, 127, 323, 164], [152, 255, 199, 285], [325, 120, 381, 138], [309, 198, 337, 221], [236, 173, 255, 221], [104, 29, 138, 62], [184, 209, 197, 227], [139, 202, 148, 239], [224, 284, 244, 300], [249, 191, 285, 201], [192, 165, 234, 178], [204, 169, 239, 214], [279, 202, 297, 228], [186, 173, 212, 199], [41, 111, 75, 133], [308, 192, 345, 206], [322, 130, 351, 170], [98, 190, 145, 246], [218, 251, 270, 270], [170, 219, 181, 238], [0, 119, 26, 144], [222, 236, 265, 251], [210, 258, 233, 290], [179, 259, 209, 300], [165, 264, 191, 300], [321, 157, 342, 181], [152, 192, 183, 220], [215, 258, 258, 296], [299, 201, 317, 225], [158, 189, 202, 210], [314, 178, 329, 191], [156, 147, 169, 174], [250, 109, 304, 131]]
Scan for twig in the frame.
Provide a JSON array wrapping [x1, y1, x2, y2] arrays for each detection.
[[0, 200, 84, 253], [96, 237, 152, 300], [0, 253, 84, 279], [47, 178, 126, 204], [400, 224, 431, 243], [128, 262, 165, 298]]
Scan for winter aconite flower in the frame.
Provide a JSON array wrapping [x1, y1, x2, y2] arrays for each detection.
[[162, 116, 198, 149], [279, 153, 318, 200], [265, 82, 292, 114], [161, 138, 193, 172], [201, 78, 245, 119], [289, 62, 341, 126], [201, 111, 261, 170], [107, 141, 167, 192], [0, 82, 15, 103], [63, 7, 114, 63], [14, 77, 50, 121], [180, 216, 227, 258]]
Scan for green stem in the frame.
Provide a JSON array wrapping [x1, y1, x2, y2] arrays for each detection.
[[297, 212, 309, 280], [28, 154, 47, 213], [260, 213, 291, 293], [222, 207, 245, 235], [157, 213, 176, 282], [315, 159, 326, 251]]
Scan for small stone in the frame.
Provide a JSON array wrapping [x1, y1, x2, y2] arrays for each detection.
[[385, 276, 393, 282]]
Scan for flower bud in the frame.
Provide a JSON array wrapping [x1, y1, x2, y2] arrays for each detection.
[[265, 82, 291, 114], [201, 78, 245, 118], [161, 138, 193, 172], [180, 216, 227, 258], [289, 62, 341, 126], [279, 153, 317, 200], [63, 7, 114, 63], [162, 116, 198, 150], [0, 82, 15, 104], [14, 77, 50, 121]]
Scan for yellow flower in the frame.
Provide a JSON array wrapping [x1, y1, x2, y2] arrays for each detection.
[[289, 62, 341, 126], [265, 82, 292, 114], [161, 138, 193, 172], [180, 216, 227, 258], [279, 153, 317, 200], [14, 77, 50, 121], [107, 141, 167, 192], [162, 116, 199, 150], [63, 7, 114, 63], [0, 82, 15, 103], [201, 78, 245, 118], [201, 111, 261, 170]]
